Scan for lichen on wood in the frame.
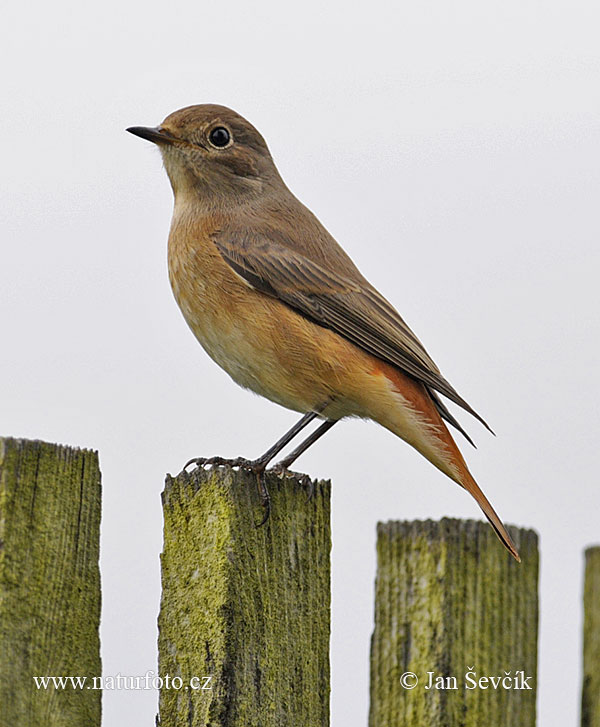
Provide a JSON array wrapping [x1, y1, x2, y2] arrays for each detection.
[[158, 465, 331, 727], [582, 546, 600, 727], [0, 437, 102, 727], [369, 518, 538, 727]]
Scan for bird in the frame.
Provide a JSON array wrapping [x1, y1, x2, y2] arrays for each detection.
[[127, 104, 520, 561]]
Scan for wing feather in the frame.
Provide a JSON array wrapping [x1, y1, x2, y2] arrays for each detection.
[[214, 233, 492, 435]]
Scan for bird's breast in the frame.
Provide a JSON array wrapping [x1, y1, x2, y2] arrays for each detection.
[[165, 208, 319, 410], [167, 211, 253, 378]]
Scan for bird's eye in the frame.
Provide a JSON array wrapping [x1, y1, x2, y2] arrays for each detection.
[[209, 127, 231, 148]]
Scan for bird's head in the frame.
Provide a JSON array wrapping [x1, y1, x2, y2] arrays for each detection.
[[127, 104, 279, 202]]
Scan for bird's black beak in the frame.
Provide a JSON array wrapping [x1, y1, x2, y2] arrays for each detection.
[[126, 126, 177, 146]]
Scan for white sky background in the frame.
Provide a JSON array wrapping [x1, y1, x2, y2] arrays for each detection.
[[2, 0, 599, 723]]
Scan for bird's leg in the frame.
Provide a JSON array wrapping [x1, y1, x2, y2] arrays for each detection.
[[250, 408, 327, 470], [184, 407, 326, 473], [272, 419, 337, 470], [271, 419, 338, 497], [184, 403, 330, 523]]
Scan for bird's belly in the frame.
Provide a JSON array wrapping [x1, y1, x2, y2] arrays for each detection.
[[193, 314, 328, 412], [192, 311, 298, 408]]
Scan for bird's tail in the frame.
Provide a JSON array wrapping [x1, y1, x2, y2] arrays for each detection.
[[369, 361, 521, 562], [458, 466, 521, 562]]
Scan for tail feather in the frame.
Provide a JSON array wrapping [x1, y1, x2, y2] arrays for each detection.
[[460, 470, 521, 562], [427, 387, 476, 447], [373, 361, 521, 562]]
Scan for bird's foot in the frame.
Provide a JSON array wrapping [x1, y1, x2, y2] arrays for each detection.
[[270, 463, 315, 499], [183, 456, 272, 527], [254, 476, 271, 528], [184, 455, 265, 474]]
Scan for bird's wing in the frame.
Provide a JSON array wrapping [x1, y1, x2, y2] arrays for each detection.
[[213, 232, 491, 434]]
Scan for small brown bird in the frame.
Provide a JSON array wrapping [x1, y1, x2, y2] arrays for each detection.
[[127, 104, 519, 561]]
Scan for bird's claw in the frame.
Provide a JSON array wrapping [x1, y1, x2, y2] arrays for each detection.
[[254, 491, 271, 528], [271, 463, 314, 499], [183, 455, 262, 474], [183, 456, 272, 527]]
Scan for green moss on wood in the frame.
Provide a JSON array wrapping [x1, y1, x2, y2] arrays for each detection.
[[582, 546, 600, 727], [0, 437, 102, 727], [369, 518, 538, 727], [158, 466, 331, 727]]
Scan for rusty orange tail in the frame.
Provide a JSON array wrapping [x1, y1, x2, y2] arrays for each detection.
[[371, 360, 521, 562], [458, 467, 520, 562]]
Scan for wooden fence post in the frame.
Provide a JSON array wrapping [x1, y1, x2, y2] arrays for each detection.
[[582, 546, 600, 727], [369, 518, 538, 727], [0, 437, 102, 727], [158, 466, 331, 727]]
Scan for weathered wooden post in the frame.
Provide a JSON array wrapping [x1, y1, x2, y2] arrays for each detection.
[[369, 518, 538, 727], [582, 546, 600, 727], [158, 466, 331, 727], [0, 438, 102, 727]]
